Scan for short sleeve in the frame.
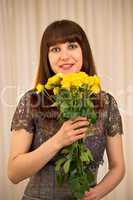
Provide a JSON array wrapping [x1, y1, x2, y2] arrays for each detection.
[[10, 90, 35, 134], [105, 93, 123, 136]]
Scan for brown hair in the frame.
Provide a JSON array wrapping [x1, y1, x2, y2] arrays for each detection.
[[34, 19, 97, 88]]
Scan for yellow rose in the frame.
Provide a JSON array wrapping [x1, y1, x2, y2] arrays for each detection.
[[72, 80, 82, 87], [36, 83, 45, 94], [87, 76, 95, 87], [61, 72, 89, 89], [53, 87, 60, 95], [45, 83, 52, 89], [45, 73, 63, 89], [93, 75, 100, 85], [90, 85, 100, 94], [61, 81, 71, 90]]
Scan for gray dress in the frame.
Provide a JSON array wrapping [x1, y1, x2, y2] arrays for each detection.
[[10, 90, 123, 200]]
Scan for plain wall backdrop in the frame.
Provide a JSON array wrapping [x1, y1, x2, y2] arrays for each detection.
[[0, 0, 133, 199]]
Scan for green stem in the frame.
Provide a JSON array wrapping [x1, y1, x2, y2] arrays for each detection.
[[76, 140, 83, 176], [43, 88, 55, 103]]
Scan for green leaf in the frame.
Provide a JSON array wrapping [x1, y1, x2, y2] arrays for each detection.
[[55, 158, 66, 172], [86, 170, 95, 183], [80, 152, 90, 162], [60, 102, 69, 112], [62, 111, 72, 119], [50, 102, 58, 107], [56, 173, 65, 186], [90, 111, 97, 123], [81, 108, 87, 116], [86, 99, 94, 109], [68, 173, 90, 199], [60, 148, 70, 154], [66, 153, 72, 160], [63, 159, 71, 174], [86, 149, 94, 161]]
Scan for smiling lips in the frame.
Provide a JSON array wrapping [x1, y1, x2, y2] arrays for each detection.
[[59, 64, 74, 69]]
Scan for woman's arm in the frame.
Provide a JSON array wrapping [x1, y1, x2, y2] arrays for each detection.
[[83, 133, 125, 200], [8, 129, 62, 184], [8, 117, 89, 184]]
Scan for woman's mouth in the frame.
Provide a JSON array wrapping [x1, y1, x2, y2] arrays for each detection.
[[59, 64, 74, 70]]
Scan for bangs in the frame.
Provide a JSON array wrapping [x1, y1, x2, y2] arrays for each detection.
[[47, 33, 82, 47], [45, 21, 83, 47]]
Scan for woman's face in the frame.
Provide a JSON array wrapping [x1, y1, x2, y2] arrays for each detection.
[[48, 41, 83, 74]]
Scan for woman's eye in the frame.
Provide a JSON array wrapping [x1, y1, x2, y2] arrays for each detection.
[[68, 43, 78, 49], [50, 47, 60, 52]]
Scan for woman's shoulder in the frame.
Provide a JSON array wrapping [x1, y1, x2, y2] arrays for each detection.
[[20, 88, 54, 110], [100, 90, 117, 102], [97, 90, 120, 111], [99, 90, 121, 115], [100, 90, 112, 97], [16, 88, 37, 109], [16, 88, 34, 101], [20, 88, 36, 98]]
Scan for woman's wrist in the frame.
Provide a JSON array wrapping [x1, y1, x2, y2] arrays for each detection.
[[49, 134, 63, 151], [93, 184, 106, 199]]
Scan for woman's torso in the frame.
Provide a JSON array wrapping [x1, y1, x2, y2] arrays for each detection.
[[11, 89, 123, 199]]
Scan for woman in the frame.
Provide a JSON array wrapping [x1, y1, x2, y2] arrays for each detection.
[[8, 20, 125, 200]]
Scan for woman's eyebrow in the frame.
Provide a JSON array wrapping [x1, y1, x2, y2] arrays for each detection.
[[49, 44, 58, 49], [68, 41, 77, 43]]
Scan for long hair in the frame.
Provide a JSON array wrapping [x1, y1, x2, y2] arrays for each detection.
[[34, 19, 97, 88]]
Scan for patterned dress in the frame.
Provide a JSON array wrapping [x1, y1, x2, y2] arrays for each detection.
[[10, 89, 123, 200]]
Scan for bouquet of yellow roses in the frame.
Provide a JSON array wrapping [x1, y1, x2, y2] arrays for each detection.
[[36, 72, 101, 199]]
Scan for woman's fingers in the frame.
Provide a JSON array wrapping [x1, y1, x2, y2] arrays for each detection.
[[56, 116, 89, 147], [82, 188, 99, 200], [72, 132, 86, 142], [63, 116, 89, 132], [70, 116, 87, 123], [74, 127, 88, 135], [71, 120, 89, 130]]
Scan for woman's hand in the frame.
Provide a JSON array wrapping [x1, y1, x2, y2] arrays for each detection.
[[82, 187, 103, 200], [54, 116, 89, 148]]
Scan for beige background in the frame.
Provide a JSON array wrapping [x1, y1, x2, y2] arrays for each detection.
[[0, 0, 133, 199]]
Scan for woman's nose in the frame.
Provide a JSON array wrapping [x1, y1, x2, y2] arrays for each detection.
[[60, 49, 70, 60]]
